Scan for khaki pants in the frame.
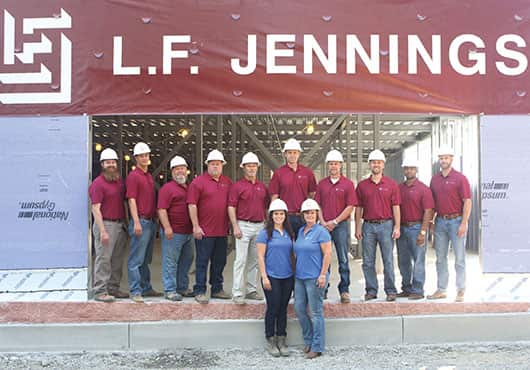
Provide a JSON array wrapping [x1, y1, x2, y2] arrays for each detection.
[[93, 220, 127, 295], [232, 220, 263, 298]]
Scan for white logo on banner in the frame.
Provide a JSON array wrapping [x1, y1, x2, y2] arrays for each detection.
[[0, 9, 72, 104]]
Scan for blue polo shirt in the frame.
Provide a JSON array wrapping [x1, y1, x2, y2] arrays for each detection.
[[294, 224, 332, 279], [256, 229, 294, 279]]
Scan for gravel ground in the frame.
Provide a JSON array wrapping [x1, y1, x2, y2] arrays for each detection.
[[1, 342, 529, 369]]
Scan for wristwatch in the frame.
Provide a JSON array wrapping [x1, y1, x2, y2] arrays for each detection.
[[420, 229, 426, 236], [333, 219, 338, 225]]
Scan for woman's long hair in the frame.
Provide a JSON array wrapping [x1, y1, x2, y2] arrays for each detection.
[[265, 210, 295, 241]]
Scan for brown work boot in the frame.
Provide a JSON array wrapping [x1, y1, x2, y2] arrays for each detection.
[[427, 290, 447, 300], [177, 289, 195, 298], [109, 290, 129, 299], [396, 291, 410, 298], [245, 291, 263, 300], [195, 294, 209, 304], [303, 346, 311, 354], [94, 293, 115, 303], [364, 293, 377, 301], [306, 351, 322, 359], [386, 294, 397, 302], [408, 293, 425, 300], [143, 289, 163, 297], [131, 294, 144, 303], [211, 290, 231, 299], [277, 336, 289, 357], [340, 292, 351, 304], [455, 289, 465, 302], [265, 336, 280, 357]]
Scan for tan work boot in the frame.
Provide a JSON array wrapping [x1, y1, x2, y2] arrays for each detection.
[[340, 292, 351, 304], [211, 290, 231, 299], [94, 293, 115, 303], [265, 336, 280, 357], [427, 290, 447, 300], [277, 336, 289, 357], [131, 294, 144, 303], [455, 289, 465, 302], [195, 294, 209, 304]]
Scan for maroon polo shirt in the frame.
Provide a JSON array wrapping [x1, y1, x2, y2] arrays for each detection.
[[356, 175, 401, 221], [187, 172, 232, 237], [315, 176, 358, 221], [269, 164, 317, 213], [126, 167, 156, 219], [89, 175, 125, 220], [399, 179, 435, 223], [430, 168, 471, 216], [228, 177, 269, 222], [157, 181, 192, 234]]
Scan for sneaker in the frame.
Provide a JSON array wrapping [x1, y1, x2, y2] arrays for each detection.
[[211, 290, 231, 299], [364, 293, 377, 301], [265, 336, 280, 357], [131, 294, 144, 303], [340, 292, 351, 304], [109, 290, 129, 299], [177, 289, 195, 298], [408, 293, 425, 300], [195, 294, 209, 304], [386, 294, 397, 302], [455, 290, 465, 302], [94, 293, 115, 303], [233, 296, 246, 305], [143, 289, 163, 297], [396, 291, 410, 298], [427, 290, 447, 300], [165, 292, 183, 302], [305, 351, 322, 359], [245, 291, 263, 301]]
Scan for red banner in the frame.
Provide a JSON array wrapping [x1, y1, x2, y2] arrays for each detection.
[[1, 0, 530, 115]]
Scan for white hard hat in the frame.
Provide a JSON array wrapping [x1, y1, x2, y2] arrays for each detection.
[[437, 145, 454, 156], [300, 198, 320, 212], [204, 149, 226, 164], [240, 152, 261, 167], [133, 142, 151, 156], [368, 149, 386, 162], [170, 156, 188, 168], [401, 158, 419, 168], [283, 138, 303, 152], [325, 149, 344, 162], [100, 148, 118, 162], [268, 199, 288, 213]]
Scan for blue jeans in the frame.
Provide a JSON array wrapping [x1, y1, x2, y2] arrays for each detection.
[[434, 217, 466, 291], [361, 220, 397, 296], [127, 218, 156, 296], [193, 236, 227, 295], [161, 230, 193, 294], [397, 223, 426, 295], [294, 277, 327, 353], [330, 221, 351, 294]]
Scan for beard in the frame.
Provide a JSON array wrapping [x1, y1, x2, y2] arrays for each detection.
[[103, 167, 120, 182], [173, 175, 187, 185]]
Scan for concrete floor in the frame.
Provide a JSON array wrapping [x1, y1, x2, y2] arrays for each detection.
[[116, 235, 487, 303]]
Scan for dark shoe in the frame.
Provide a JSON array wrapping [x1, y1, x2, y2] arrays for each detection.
[[408, 293, 425, 300], [165, 292, 183, 302], [305, 351, 322, 359], [266, 336, 280, 357], [109, 290, 129, 299], [94, 293, 115, 303], [303, 346, 311, 354], [195, 294, 209, 304], [427, 290, 447, 300], [386, 294, 397, 302], [396, 291, 410, 298], [277, 336, 289, 357], [455, 289, 465, 302], [364, 293, 377, 301], [245, 291, 263, 301], [340, 292, 351, 303], [211, 290, 231, 299], [143, 289, 163, 297], [177, 289, 195, 298]]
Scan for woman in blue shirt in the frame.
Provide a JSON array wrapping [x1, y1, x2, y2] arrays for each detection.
[[294, 198, 332, 359], [256, 199, 295, 358]]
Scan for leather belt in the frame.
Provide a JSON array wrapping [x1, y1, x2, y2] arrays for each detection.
[[365, 219, 392, 224], [402, 221, 421, 227], [139, 216, 154, 221], [103, 218, 123, 222], [439, 213, 462, 220], [239, 219, 264, 224], [288, 212, 301, 216]]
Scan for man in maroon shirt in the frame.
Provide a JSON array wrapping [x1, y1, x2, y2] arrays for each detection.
[[269, 138, 317, 234], [89, 148, 128, 302], [187, 149, 233, 304], [158, 156, 194, 301], [316, 150, 357, 303], [228, 152, 269, 304], [396, 158, 434, 300], [428, 145, 472, 302], [126, 142, 163, 303], [355, 149, 401, 302]]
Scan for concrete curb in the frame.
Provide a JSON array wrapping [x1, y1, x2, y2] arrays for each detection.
[[1, 313, 530, 352]]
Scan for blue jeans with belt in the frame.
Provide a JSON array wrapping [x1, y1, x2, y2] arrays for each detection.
[[127, 218, 156, 296], [361, 220, 397, 296], [294, 276, 327, 353], [434, 216, 466, 291], [161, 230, 193, 294], [397, 223, 426, 295]]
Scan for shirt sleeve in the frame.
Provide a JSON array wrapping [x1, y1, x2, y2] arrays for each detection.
[[308, 171, 317, 193], [346, 181, 358, 206], [318, 226, 332, 243], [227, 182, 239, 207], [89, 181, 103, 204], [157, 185, 171, 210], [256, 228, 268, 244], [391, 181, 401, 206], [422, 186, 435, 210], [314, 183, 322, 205], [125, 174, 139, 199], [459, 175, 472, 199], [268, 171, 279, 195], [186, 180, 201, 205], [356, 184, 364, 208]]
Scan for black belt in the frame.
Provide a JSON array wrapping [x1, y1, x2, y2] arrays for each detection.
[[402, 221, 421, 227], [239, 219, 264, 224], [103, 218, 123, 222], [439, 213, 462, 220], [365, 219, 392, 224], [288, 212, 301, 216], [139, 216, 154, 221]]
